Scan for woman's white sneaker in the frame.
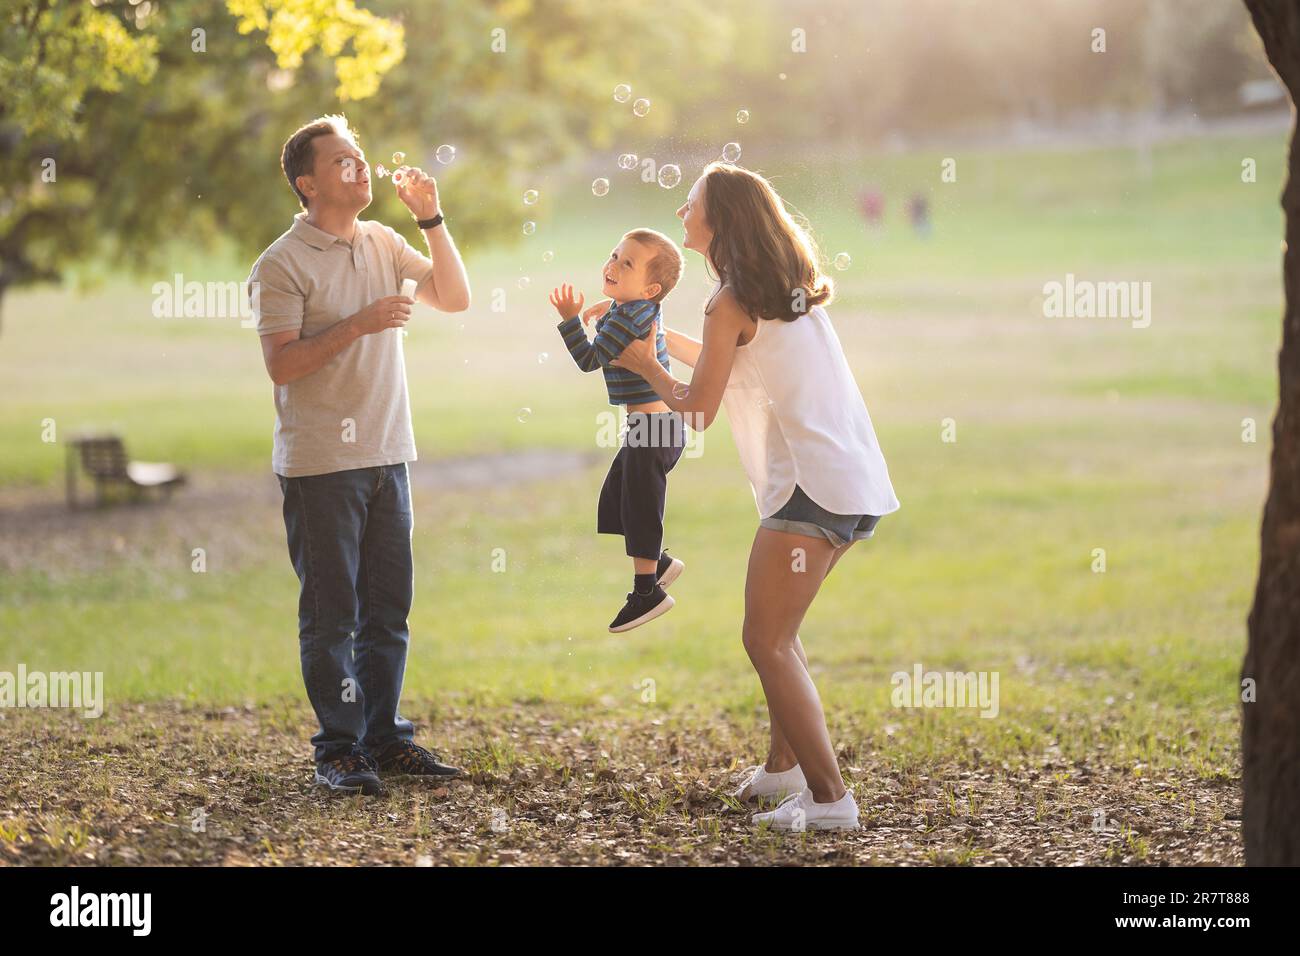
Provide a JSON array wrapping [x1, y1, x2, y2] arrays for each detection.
[[751, 787, 859, 831], [731, 763, 807, 804]]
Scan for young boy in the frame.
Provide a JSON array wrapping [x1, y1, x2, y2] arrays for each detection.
[[549, 228, 687, 633]]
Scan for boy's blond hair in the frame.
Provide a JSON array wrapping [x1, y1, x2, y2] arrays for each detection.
[[623, 228, 684, 303]]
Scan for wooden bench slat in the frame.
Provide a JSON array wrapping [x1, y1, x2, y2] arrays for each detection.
[[67, 435, 185, 508]]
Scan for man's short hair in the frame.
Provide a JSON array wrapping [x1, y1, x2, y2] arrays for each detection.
[[623, 228, 685, 303], [281, 114, 357, 210]]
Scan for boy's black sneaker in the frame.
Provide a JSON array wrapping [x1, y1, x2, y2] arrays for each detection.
[[609, 585, 675, 633], [374, 740, 463, 780], [315, 751, 385, 796], [656, 549, 685, 589]]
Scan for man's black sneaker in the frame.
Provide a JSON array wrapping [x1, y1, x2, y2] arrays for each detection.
[[314, 751, 385, 796], [656, 549, 685, 589], [374, 741, 463, 780], [609, 585, 675, 633]]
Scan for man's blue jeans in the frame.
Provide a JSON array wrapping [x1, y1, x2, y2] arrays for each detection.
[[278, 463, 416, 764]]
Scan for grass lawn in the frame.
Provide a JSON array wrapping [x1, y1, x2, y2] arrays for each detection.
[[0, 131, 1280, 864]]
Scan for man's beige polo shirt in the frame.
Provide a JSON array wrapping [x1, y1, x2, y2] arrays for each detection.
[[248, 213, 434, 478]]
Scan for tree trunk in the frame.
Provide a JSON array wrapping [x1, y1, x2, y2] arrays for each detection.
[[1242, 0, 1300, 865]]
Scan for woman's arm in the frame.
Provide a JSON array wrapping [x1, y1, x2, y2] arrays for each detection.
[[665, 327, 703, 367], [611, 288, 751, 430]]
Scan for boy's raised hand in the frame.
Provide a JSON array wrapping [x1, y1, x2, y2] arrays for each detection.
[[581, 298, 613, 326], [549, 283, 584, 321]]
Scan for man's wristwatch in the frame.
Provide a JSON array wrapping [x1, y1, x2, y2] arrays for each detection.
[[417, 212, 444, 230]]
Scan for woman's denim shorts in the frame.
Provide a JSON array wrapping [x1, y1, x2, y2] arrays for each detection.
[[759, 484, 882, 548]]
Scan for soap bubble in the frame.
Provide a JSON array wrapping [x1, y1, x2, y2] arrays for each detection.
[[517, 276, 531, 289], [538, 352, 549, 364], [613, 83, 632, 103], [517, 407, 532, 423], [671, 382, 690, 400], [435, 144, 456, 164], [721, 142, 742, 162], [833, 252, 852, 271], [592, 178, 610, 197], [657, 164, 681, 189], [617, 153, 638, 170], [375, 163, 389, 179], [391, 151, 405, 165], [736, 109, 750, 124], [522, 221, 536, 235], [542, 250, 554, 262], [523, 189, 539, 205], [391, 167, 407, 186], [632, 98, 651, 117]]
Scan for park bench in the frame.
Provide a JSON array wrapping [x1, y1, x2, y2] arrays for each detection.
[[65, 435, 186, 508]]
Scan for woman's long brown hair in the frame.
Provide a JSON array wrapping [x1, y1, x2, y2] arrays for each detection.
[[700, 162, 834, 322]]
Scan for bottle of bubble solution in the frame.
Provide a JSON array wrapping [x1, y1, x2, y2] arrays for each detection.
[[399, 278, 418, 341]]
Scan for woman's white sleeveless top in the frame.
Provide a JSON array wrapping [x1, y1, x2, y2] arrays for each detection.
[[721, 304, 900, 519]]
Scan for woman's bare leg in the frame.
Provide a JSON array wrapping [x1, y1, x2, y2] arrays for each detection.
[[765, 543, 852, 773], [743, 528, 849, 803]]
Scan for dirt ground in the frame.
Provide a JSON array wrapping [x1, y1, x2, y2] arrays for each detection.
[[0, 700, 1242, 867]]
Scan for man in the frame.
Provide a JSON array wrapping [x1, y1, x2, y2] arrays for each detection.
[[248, 115, 471, 796]]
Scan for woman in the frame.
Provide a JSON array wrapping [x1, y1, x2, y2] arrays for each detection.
[[611, 163, 900, 830]]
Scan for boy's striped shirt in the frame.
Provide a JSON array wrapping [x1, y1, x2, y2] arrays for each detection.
[[556, 299, 671, 405]]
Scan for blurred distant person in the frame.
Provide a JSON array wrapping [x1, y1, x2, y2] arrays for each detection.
[[908, 192, 932, 238], [248, 114, 471, 797], [857, 185, 884, 230]]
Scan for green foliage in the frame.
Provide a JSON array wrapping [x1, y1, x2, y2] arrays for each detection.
[[0, 0, 731, 314], [228, 0, 405, 101], [0, 0, 159, 141]]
